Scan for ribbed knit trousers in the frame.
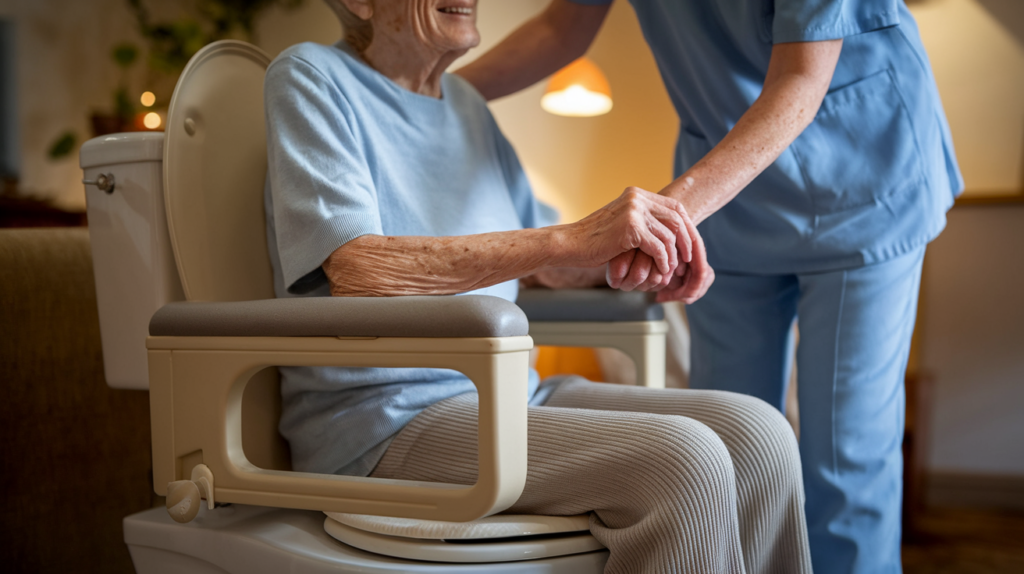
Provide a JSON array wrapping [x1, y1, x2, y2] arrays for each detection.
[[371, 378, 812, 574]]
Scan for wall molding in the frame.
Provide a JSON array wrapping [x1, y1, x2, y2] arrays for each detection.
[[955, 193, 1024, 206], [927, 472, 1024, 510]]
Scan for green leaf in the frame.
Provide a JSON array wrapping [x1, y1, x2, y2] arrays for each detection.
[[112, 43, 139, 68], [48, 131, 77, 160]]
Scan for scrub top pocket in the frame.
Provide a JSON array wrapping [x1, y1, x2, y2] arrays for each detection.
[[790, 69, 925, 215]]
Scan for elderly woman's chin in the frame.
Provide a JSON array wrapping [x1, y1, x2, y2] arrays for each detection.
[[430, 5, 481, 52], [431, 27, 479, 54]]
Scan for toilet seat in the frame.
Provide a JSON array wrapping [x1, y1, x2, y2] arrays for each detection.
[[326, 512, 592, 540], [323, 513, 604, 563]]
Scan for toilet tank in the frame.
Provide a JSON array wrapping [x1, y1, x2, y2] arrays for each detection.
[[80, 132, 184, 390]]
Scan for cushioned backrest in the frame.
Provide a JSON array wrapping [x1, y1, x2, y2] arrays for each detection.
[[164, 40, 273, 302]]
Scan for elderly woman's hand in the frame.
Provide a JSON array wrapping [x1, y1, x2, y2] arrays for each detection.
[[559, 187, 692, 287], [604, 197, 714, 303]]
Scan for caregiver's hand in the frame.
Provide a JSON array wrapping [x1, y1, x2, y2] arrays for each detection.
[[560, 187, 692, 283], [606, 206, 714, 304]]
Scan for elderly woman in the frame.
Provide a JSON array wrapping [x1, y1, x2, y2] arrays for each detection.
[[263, 1, 811, 572]]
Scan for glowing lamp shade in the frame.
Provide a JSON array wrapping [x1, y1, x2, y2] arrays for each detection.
[[541, 57, 612, 117]]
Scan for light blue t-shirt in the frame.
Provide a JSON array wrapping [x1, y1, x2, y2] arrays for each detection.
[[263, 41, 547, 476], [572, 0, 963, 273]]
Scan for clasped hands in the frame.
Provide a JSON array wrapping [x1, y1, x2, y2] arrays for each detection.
[[563, 186, 715, 304]]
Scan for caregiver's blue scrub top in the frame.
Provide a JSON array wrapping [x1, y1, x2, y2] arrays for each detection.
[[570, 0, 963, 273]]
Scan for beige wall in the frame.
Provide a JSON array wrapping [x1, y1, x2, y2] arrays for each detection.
[[252, 0, 339, 60], [910, 0, 1024, 197], [920, 205, 1024, 477]]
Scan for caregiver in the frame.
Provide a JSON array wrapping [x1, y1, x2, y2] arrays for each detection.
[[457, 1, 962, 572]]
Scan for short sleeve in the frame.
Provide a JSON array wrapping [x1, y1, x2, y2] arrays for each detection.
[[492, 127, 559, 229], [772, 0, 900, 43], [264, 56, 382, 293]]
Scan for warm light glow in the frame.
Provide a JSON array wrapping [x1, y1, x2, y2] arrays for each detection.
[[541, 57, 613, 117], [140, 91, 156, 107], [541, 85, 613, 117], [143, 112, 162, 129]]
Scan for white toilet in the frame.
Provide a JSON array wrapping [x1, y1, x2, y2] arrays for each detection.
[[80, 40, 635, 573], [123, 505, 608, 573]]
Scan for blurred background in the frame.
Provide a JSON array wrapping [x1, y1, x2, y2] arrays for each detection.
[[0, 0, 1021, 572]]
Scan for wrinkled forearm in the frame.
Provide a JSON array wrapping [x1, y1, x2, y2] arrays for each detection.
[[323, 185, 692, 297], [323, 229, 569, 297]]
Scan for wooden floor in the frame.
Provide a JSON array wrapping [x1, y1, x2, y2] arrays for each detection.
[[902, 507, 1024, 573]]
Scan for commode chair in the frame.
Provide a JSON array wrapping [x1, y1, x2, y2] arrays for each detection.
[[80, 40, 669, 573]]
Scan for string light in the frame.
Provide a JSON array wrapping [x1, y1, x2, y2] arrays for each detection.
[[140, 91, 156, 107], [143, 112, 162, 129]]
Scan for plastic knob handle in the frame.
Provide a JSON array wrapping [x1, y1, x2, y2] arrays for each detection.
[[81, 173, 115, 194], [166, 480, 202, 523]]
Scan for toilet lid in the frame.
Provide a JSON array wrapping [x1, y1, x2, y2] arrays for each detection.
[[163, 40, 275, 302]]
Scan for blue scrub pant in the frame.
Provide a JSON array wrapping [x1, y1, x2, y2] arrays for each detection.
[[687, 246, 925, 574]]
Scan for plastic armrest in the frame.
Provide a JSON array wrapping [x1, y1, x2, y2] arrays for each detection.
[[149, 294, 529, 338], [516, 288, 664, 322], [518, 288, 667, 388], [147, 295, 531, 522]]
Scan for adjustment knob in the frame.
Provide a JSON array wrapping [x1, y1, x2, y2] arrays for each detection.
[[166, 480, 201, 523]]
